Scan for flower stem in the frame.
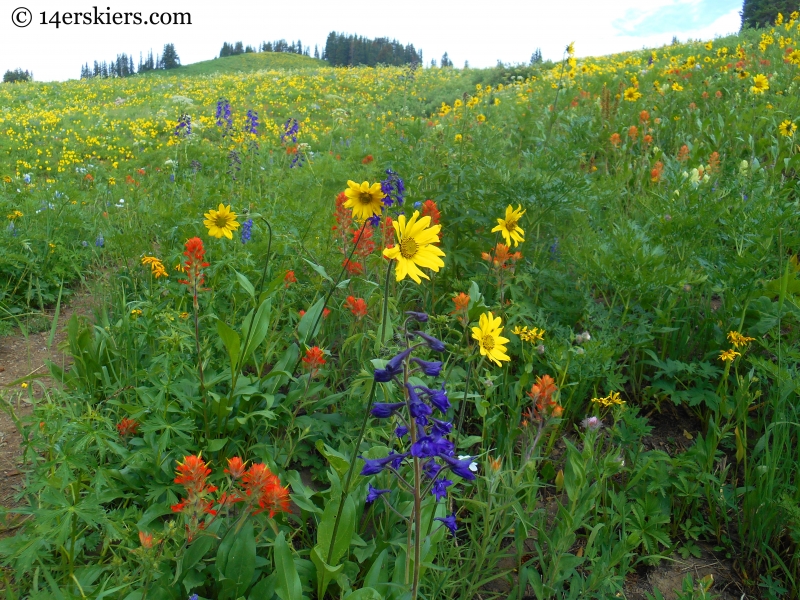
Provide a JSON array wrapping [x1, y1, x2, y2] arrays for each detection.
[[325, 260, 393, 565]]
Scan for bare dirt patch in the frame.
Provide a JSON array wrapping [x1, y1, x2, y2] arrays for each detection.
[[0, 291, 93, 513]]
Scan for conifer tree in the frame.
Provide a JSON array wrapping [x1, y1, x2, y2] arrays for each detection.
[[162, 44, 180, 69], [741, 0, 798, 28]]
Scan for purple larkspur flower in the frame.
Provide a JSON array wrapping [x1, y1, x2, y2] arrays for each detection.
[[411, 435, 453, 459], [441, 455, 477, 480], [366, 484, 390, 503], [371, 402, 406, 418], [405, 311, 428, 322], [423, 460, 442, 479], [395, 425, 409, 438], [246, 109, 259, 135], [360, 454, 400, 476], [435, 514, 458, 535], [431, 418, 453, 437], [414, 331, 445, 352], [412, 357, 442, 377], [431, 478, 453, 501], [374, 347, 413, 382]]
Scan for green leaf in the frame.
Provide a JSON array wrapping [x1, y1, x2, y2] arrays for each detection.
[[224, 519, 256, 597], [235, 270, 256, 300], [249, 574, 277, 600], [298, 298, 325, 344], [343, 588, 383, 600], [316, 494, 356, 566], [241, 298, 272, 363], [274, 531, 303, 600], [206, 437, 229, 453], [217, 319, 241, 372], [363, 548, 389, 596], [303, 258, 333, 283], [311, 545, 345, 599], [182, 535, 215, 573]]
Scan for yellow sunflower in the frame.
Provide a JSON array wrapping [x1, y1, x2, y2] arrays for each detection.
[[471, 312, 510, 367], [623, 87, 642, 102], [751, 74, 769, 94], [203, 204, 240, 239], [343, 180, 385, 222], [383, 210, 445, 283], [491, 204, 526, 247], [778, 119, 797, 137]]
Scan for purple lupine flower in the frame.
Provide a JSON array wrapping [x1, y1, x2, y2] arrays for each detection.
[[281, 118, 299, 143], [95, 234, 104, 247], [435, 514, 458, 535], [175, 114, 192, 136], [412, 357, 442, 377], [411, 435, 453, 459], [371, 402, 406, 418], [245, 109, 259, 135], [241, 218, 253, 244], [431, 478, 453, 501], [366, 484, 390, 503], [441, 455, 477, 480], [414, 331, 445, 352], [216, 99, 232, 128]]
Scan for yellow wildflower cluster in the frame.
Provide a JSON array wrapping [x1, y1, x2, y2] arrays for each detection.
[[719, 349, 740, 362], [512, 325, 545, 343], [7, 210, 23, 220], [142, 256, 168, 279], [727, 330, 755, 349], [591, 391, 625, 408]]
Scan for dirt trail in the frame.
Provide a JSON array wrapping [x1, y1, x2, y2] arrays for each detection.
[[0, 293, 92, 510]]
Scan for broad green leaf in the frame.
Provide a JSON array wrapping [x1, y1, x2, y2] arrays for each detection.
[[298, 298, 325, 344], [224, 519, 256, 597], [303, 258, 333, 283], [274, 531, 303, 600], [343, 588, 383, 600], [217, 319, 241, 372], [235, 270, 256, 300], [206, 437, 229, 452], [242, 298, 272, 363], [316, 494, 356, 567], [311, 545, 344, 599]]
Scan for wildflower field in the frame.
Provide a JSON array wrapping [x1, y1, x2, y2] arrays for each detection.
[[1, 17, 800, 600]]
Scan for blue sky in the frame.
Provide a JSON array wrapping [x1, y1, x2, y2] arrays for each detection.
[[613, 0, 741, 36], [0, 0, 744, 82]]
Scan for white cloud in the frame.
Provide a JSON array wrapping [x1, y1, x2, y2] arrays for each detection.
[[0, 0, 743, 82]]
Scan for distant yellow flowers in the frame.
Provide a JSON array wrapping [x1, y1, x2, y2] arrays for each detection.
[[671, 82, 684, 92], [512, 325, 545, 343], [6, 210, 23, 220], [142, 256, 168, 278], [778, 120, 797, 137], [751, 74, 769, 94], [591, 391, 625, 408], [492, 204, 525, 247], [204, 204, 240, 239], [383, 210, 445, 284], [344, 180, 385, 222], [719, 349, 740, 362], [472, 312, 510, 366]]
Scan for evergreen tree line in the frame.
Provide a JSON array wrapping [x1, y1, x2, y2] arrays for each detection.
[[741, 0, 799, 28], [79, 44, 180, 79], [2, 69, 33, 83], [323, 32, 422, 67], [219, 40, 311, 58]]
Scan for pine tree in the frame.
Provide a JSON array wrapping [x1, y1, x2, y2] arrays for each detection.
[[530, 48, 542, 64], [441, 52, 452, 67], [162, 44, 180, 69], [314, 45, 319, 59], [741, 0, 798, 28], [233, 41, 244, 55]]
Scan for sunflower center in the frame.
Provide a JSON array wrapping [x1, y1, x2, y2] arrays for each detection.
[[482, 335, 495, 351], [505, 219, 517, 232], [214, 215, 229, 228], [399, 237, 419, 258], [359, 192, 374, 205]]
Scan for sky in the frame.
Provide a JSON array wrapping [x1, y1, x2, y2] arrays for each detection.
[[1, 0, 743, 82]]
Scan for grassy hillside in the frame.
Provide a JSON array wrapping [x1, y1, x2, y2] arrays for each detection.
[[1, 19, 800, 599]]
